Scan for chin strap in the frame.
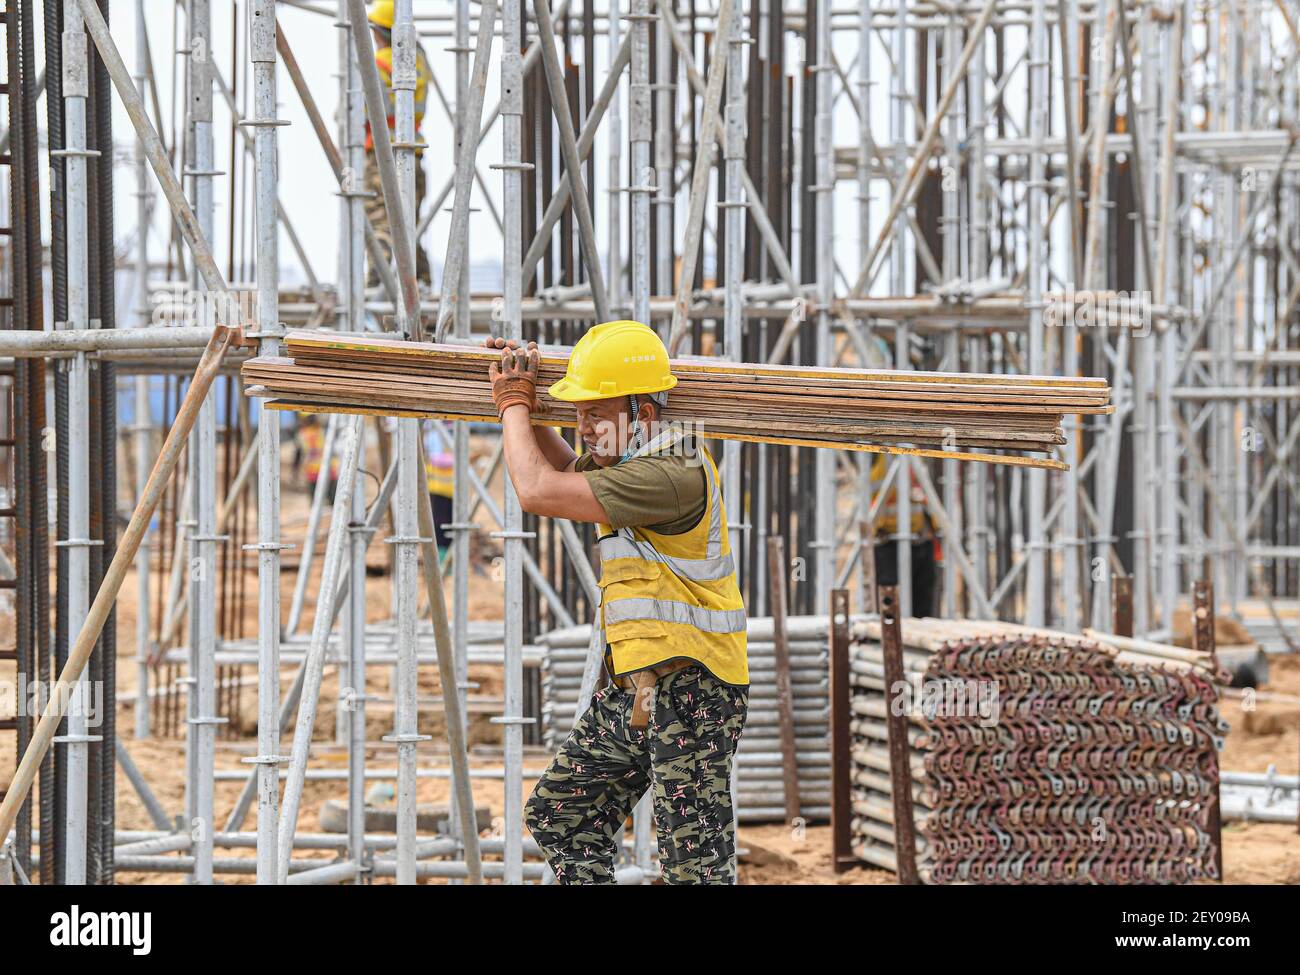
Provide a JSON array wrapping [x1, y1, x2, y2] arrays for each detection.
[[615, 394, 644, 466]]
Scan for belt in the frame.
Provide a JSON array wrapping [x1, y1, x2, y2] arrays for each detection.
[[612, 658, 697, 728]]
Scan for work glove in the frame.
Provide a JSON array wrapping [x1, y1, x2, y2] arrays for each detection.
[[487, 337, 540, 416]]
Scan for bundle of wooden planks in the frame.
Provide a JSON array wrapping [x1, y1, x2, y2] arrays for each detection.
[[241, 330, 1112, 469]]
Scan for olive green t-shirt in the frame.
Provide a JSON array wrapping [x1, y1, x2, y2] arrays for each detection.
[[575, 445, 707, 535]]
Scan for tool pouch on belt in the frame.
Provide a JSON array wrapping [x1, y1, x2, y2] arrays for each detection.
[[629, 670, 658, 729]]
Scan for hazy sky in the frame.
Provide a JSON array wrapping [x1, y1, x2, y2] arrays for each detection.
[[109, 1, 516, 288], [102, 1, 887, 296]]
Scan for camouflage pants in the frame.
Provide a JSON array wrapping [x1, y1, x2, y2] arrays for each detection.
[[525, 665, 748, 885], [364, 149, 431, 286]]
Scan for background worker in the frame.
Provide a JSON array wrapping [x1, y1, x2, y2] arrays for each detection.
[[294, 413, 339, 501], [484, 321, 750, 885], [364, 1, 433, 286], [870, 453, 939, 616]]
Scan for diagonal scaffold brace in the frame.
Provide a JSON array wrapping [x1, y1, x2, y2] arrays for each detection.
[[0, 325, 241, 855]]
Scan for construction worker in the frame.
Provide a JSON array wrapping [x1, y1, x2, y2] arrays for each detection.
[[870, 453, 939, 616], [364, 1, 433, 285], [486, 321, 749, 885], [295, 413, 340, 501]]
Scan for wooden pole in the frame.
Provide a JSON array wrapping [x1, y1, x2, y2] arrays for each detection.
[[413, 436, 484, 883], [0, 326, 240, 849]]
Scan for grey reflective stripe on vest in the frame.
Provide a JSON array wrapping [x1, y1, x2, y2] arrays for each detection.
[[599, 429, 740, 632], [598, 431, 729, 580], [702, 446, 723, 559], [603, 597, 747, 634], [598, 534, 735, 581], [629, 423, 724, 559]]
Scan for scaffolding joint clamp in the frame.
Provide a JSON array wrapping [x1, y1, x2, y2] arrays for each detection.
[[381, 732, 433, 743], [188, 716, 230, 727], [239, 754, 289, 766], [383, 534, 435, 545], [241, 542, 295, 552], [52, 733, 104, 745], [50, 148, 102, 159], [55, 537, 105, 549], [490, 161, 535, 172], [489, 716, 537, 726], [237, 118, 292, 128], [488, 530, 537, 540]]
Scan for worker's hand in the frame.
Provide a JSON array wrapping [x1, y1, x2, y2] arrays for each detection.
[[483, 336, 537, 354], [489, 344, 540, 417]]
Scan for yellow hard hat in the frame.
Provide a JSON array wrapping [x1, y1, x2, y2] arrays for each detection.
[[368, 1, 395, 29], [548, 321, 677, 402]]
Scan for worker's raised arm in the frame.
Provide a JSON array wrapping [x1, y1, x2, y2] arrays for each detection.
[[483, 337, 577, 472], [500, 409, 609, 522], [489, 345, 609, 523]]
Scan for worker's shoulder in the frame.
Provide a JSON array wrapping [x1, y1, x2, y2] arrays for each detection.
[[631, 445, 708, 497]]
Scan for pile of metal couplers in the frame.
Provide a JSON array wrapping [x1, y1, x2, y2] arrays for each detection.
[[848, 618, 1229, 884]]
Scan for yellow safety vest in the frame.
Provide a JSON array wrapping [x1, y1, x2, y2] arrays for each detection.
[[870, 454, 931, 537], [368, 44, 432, 150], [300, 424, 339, 483], [425, 454, 453, 498], [596, 428, 749, 686]]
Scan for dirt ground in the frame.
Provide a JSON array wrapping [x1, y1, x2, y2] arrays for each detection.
[[3, 436, 1298, 883]]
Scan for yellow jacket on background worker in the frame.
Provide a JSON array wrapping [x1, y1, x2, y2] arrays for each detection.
[[365, 1, 433, 153], [363, 1, 434, 283]]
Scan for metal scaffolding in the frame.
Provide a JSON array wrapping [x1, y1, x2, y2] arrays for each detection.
[[0, 0, 1298, 884]]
